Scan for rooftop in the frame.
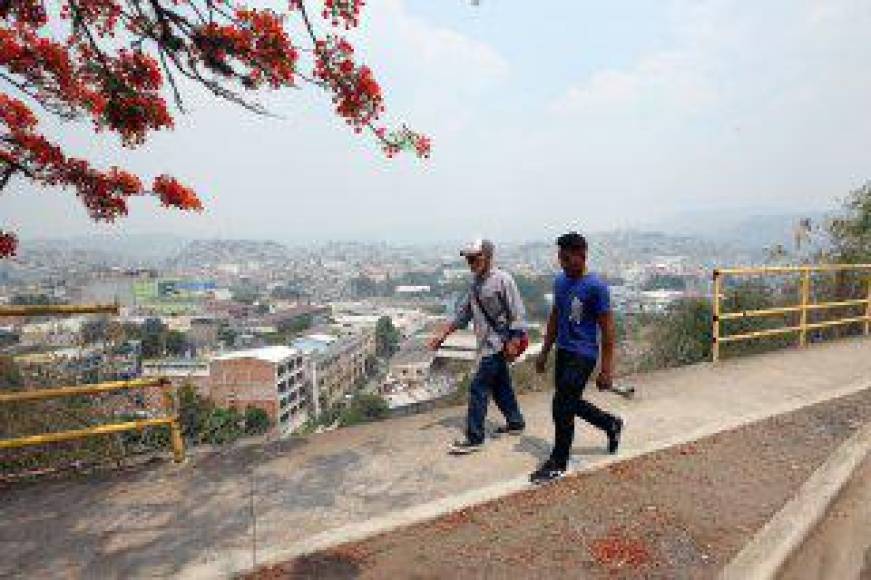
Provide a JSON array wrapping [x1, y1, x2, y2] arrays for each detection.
[[212, 345, 299, 364], [390, 340, 434, 366]]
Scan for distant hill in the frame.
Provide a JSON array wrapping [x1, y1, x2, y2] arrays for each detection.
[[166, 239, 292, 269], [22, 234, 190, 265], [644, 209, 830, 251]]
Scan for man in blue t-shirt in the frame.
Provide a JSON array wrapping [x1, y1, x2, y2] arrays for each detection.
[[530, 231, 624, 484]]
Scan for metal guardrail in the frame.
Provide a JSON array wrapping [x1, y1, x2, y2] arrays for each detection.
[[712, 264, 871, 362], [0, 303, 120, 317], [0, 303, 184, 462], [0, 378, 185, 462]]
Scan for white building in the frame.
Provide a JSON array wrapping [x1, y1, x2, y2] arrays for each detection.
[[395, 285, 431, 295], [209, 346, 308, 436]]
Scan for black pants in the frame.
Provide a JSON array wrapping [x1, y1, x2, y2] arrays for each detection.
[[550, 348, 618, 467]]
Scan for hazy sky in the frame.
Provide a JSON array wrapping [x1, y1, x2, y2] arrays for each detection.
[[3, 0, 871, 245]]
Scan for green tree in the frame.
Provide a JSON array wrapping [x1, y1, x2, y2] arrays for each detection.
[[177, 383, 212, 442], [277, 314, 314, 335], [375, 316, 401, 358], [244, 406, 271, 436], [140, 318, 168, 359], [642, 274, 687, 292], [10, 294, 53, 306], [217, 324, 238, 348], [165, 330, 190, 357], [0, 356, 23, 391], [640, 298, 712, 370], [365, 355, 379, 377], [339, 393, 390, 427], [829, 182, 871, 264], [201, 407, 244, 445], [232, 287, 259, 305], [350, 276, 380, 298], [271, 284, 304, 300], [119, 415, 170, 451], [80, 318, 110, 344]]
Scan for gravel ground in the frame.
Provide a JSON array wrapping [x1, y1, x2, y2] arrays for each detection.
[[247, 388, 871, 580]]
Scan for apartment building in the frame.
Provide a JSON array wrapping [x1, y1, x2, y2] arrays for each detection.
[[208, 346, 308, 436], [291, 329, 376, 418]]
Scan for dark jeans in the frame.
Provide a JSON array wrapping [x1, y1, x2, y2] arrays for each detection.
[[466, 353, 525, 444], [550, 348, 618, 467]]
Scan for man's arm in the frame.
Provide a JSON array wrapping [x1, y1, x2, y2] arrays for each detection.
[[428, 321, 457, 351], [428, 292, 471, 351], [535, 305, 558, 373], [596, 311, 616, 387]]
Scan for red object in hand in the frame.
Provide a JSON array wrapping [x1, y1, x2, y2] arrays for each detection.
[[504, 333, 529, 362]]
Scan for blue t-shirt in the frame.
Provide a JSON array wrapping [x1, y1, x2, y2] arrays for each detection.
[[554, 272, 611, 359]]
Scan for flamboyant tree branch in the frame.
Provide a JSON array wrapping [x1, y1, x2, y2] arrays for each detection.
[[0, 0, 430, 257]]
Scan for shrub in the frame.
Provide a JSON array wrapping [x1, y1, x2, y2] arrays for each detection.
[[244, 406, 271, 435]]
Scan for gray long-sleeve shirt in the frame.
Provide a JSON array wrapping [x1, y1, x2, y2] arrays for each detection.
[[452, 268, 528, 357]]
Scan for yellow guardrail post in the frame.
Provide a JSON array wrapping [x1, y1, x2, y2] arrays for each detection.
[[799, 267, 810, 348], [159, 381, 186, 463], [712, 269, 722, 363]]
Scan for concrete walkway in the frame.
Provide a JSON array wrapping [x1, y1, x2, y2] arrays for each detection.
[[2, 337, 870, 579]]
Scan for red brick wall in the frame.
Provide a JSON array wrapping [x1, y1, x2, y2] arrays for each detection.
[[209, 358, 279, 428]]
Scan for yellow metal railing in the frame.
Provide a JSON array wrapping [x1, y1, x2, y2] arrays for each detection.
[[0, 303, 184, 462], [0, 303, 120, 317], [712, 264, 871, 362], [0, 378, 185, 462]]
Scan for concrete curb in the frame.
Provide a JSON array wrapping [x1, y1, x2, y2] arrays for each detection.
[[178, 377, 871, 579], [719, 420, 871, 580]]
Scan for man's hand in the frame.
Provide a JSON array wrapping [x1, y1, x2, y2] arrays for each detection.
[[595, 368, 613, 390], [535, 351, 548, 374], [503, 338, 520, 360], [427, 333, 445, 351]]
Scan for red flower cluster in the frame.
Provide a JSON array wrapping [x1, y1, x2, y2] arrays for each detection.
[[376, 126, 432, 159], [315, 35, 383, 132], [193, 9, 298, 89], [2, 11, 172, 146], [60, 0, 122, 37], [322, 0, 365, 29], [153, 175, 203, 211], [0, 0, 48, 26], [0, 231, 16, 258], [1, 0, 428, 259], [0, 92, 202, 257]]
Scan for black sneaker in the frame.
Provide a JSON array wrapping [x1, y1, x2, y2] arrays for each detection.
[[494, 423, 525, 436], [529, 459, 566, 484], [607, 417, 624, 454], [449, 439, 483, 455]]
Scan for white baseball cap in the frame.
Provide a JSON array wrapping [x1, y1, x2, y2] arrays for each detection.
[[459, 238, 494, 257]]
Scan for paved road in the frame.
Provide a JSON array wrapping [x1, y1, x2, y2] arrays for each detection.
[[2, 337, 870, 579]]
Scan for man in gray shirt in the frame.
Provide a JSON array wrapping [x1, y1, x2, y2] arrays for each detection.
[[429, 238, 528, 454]]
